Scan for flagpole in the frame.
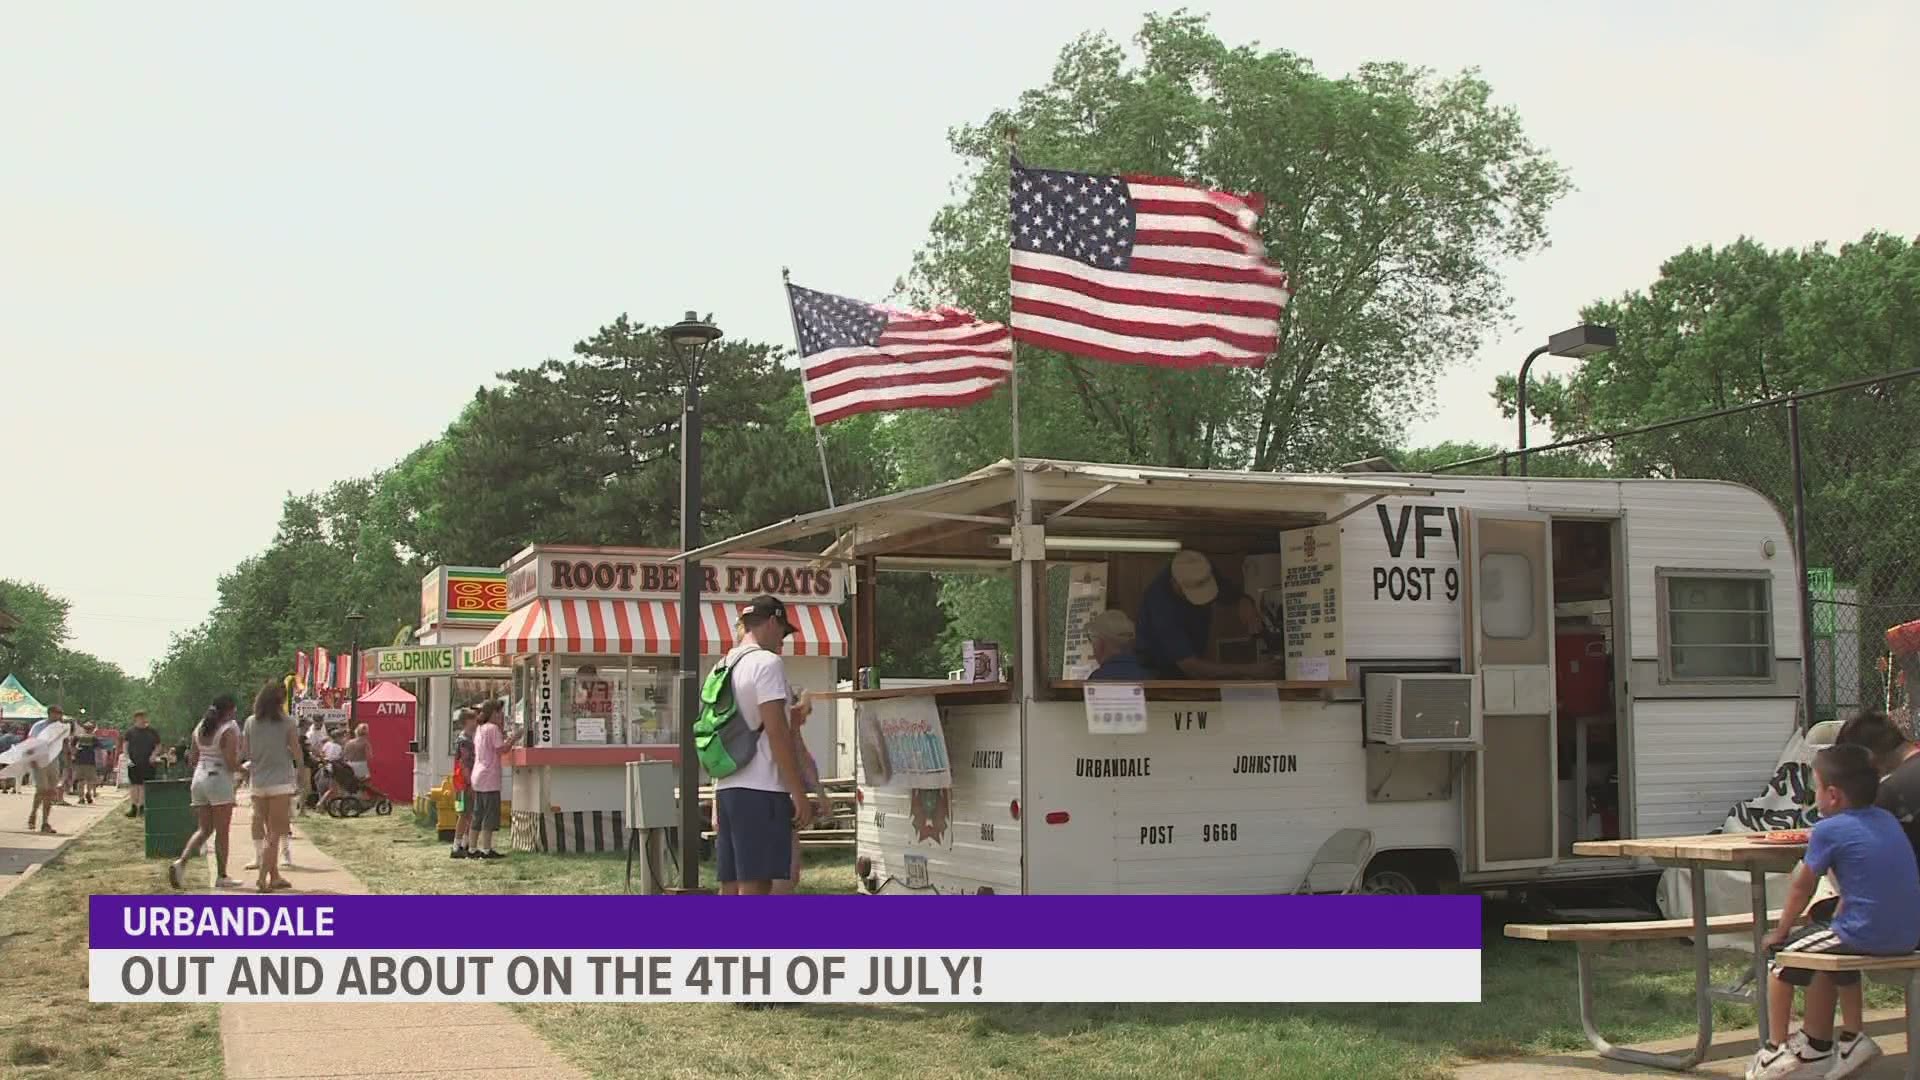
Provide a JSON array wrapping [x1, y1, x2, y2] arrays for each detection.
[[782, 267, 838, 508], [1005, 125, 1037, 746]]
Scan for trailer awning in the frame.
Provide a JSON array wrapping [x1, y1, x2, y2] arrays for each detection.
[[471, 598, 847, 664], [672, 458, 1457, 563]]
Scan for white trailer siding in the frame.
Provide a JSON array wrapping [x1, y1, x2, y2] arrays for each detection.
[[1338, 478, 1796, 665], [1631, 698, 1797, 837], [1025, 699, 1456, 894], [1612, 481, 1801, 662], [858, 703, 1022, 894]]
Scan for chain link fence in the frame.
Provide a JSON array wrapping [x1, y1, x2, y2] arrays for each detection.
[[1434, 368, 1920, 731]]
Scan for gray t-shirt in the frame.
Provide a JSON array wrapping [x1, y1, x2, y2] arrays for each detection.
[[243, 714, 298, 791]]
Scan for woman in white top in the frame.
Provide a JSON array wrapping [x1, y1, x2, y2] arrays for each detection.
[[168, 695, 241, 889]]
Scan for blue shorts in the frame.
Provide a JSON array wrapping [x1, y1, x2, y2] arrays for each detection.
[[715, 787, 794, 884]]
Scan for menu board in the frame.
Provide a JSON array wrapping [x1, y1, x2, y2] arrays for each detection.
[[1059, 564, 1109, 680], [1278, 524, 1344, 682]]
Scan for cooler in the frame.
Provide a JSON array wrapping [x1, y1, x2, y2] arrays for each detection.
[[1556, 630, 1609, 716]]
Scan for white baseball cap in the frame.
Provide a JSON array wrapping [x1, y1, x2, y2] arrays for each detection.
[[1170, 550, 1219, 606]]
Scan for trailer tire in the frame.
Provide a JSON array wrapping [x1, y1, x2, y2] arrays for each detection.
[[1360, 850, 1458, 895]]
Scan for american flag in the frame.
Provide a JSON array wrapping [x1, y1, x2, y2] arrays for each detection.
[[1009, 158, 1291, 368], [788, 283, 1013, 426]]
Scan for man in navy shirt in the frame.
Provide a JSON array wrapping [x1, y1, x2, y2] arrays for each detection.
[[1086, 610, 1152, 681], [1134, 551, 1281, 680]]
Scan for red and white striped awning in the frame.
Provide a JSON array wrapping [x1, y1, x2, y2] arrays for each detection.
[[470, 599, 847, 665]]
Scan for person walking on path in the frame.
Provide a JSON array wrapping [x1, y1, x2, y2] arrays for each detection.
[[168, 695, 242, 889], [123, 711, 160, 817], [24, 706, 67, 834], [241, 683, 300, 892], [713, 596, 814, 897], [70, 722, 101, 804], [468, 701, 518, 859], [450, 707, 478, 859]]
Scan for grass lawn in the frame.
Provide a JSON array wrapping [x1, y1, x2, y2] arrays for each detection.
[[304, 813, 1902, 1080], [0, 810, 224, 1079]]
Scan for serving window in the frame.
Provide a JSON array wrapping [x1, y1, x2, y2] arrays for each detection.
[[508, 655, 678, 746], [822, 490, 1352, 705], [558, 657, 676, 745]]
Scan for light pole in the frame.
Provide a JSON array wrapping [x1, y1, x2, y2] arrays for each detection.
[[664, 310, 723, 893], [1517, 323, 1616, 476], [345, 611, 366, 726], [48, 674, 65, 709]]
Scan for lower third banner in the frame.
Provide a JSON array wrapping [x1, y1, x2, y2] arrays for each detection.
[[88, 895, 1481, 1004]]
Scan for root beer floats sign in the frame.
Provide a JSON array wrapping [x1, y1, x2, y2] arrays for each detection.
[[503, 547, 846, 608]]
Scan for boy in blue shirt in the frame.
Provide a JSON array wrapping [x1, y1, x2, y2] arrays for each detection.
[[1749, 743, 1920, 1080]]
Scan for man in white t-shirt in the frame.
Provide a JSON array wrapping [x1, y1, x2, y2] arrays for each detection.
[[714, 595, 814, 896]]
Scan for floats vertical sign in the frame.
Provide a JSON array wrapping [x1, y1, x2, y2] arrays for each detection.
[[537, 656, 554, 746]]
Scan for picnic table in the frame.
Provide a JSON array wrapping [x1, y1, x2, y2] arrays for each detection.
[[1569, 832, 1806, 1069]]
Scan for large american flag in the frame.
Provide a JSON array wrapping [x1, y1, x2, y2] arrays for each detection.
[[788, 283, 1013, 426], [1009, 157, 1291, 368]]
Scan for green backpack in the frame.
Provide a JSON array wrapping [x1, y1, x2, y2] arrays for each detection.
[[694, 646, 763, 779]]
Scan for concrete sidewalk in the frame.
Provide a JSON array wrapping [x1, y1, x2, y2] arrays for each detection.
[[215, 799, 589, 1080], [1453, 1010, 1911, 1077], [0, 783, 125, 899]]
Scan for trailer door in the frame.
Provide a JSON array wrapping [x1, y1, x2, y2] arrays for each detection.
[[1462, 511, 1560, 872]]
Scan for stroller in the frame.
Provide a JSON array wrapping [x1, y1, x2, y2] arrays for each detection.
[[322, 759, 392, 818]]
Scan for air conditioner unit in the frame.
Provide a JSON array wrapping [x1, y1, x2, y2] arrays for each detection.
[[1365, 673, 1481, 749], [624, 760, 679, 830]]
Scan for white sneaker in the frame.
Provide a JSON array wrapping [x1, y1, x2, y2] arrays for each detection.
[[1828, 1032, 1882, 1079], [213, 877, 241, 889], [1748, 1032, 1832, 1080]]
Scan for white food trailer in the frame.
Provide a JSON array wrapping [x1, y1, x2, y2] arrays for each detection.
[[682, 459, 1804, 895]]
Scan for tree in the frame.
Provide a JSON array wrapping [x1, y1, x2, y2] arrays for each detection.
[[1498, 232, 1920, 609], [0, 580, 145, 728], [894, 11, 1568, 486], [143, 313, 955, 700]]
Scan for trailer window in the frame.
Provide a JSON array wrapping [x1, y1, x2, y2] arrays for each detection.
[[1480, 552, 1536, 639], [1659, 571, 1772, 681]]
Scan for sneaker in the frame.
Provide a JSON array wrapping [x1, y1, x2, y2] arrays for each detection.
[[480, 850, 504, 860], [213, 877, 242, 889], [38, 824, 55, 835], [1748, 1032, 1832, 1080], [166, 859, 184, 890], [126, 806, 139, 818], [1828, 1032, 1882, 1079], [451, 848, 469, 859]]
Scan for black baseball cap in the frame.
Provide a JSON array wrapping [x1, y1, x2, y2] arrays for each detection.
[[741, 595, 795, 635]]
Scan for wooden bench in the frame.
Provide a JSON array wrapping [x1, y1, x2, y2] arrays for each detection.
[[1771, 951, 1920, 1080], [1505, 909, 1800, 1071], [1506, 910, 1786, 944]]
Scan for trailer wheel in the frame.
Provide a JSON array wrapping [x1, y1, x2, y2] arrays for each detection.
[[1361, 867, 1423, 895], [1360, 850, 1458, 895]]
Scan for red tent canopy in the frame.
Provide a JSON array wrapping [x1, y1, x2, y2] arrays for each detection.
[[353, 681, 418, 801]]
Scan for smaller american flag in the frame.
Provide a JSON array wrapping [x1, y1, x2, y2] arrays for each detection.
[[788, 283, 1013, 426]]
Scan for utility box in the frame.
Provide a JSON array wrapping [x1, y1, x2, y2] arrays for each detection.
[[624, 760, 678, 830]]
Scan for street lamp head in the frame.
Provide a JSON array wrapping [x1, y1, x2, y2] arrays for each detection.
[[665, 311, 723, 356], [1547, 323, 1617, 359], [345, 611, 366, 627]]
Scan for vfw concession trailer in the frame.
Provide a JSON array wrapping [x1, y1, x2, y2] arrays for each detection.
[[682, 459, 1804, 895]]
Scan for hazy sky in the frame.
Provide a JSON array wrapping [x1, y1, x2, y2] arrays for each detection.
[[4, 3, 1916, 676]]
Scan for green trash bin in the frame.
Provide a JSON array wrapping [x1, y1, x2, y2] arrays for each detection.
[[143, 779, 193, 859]]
